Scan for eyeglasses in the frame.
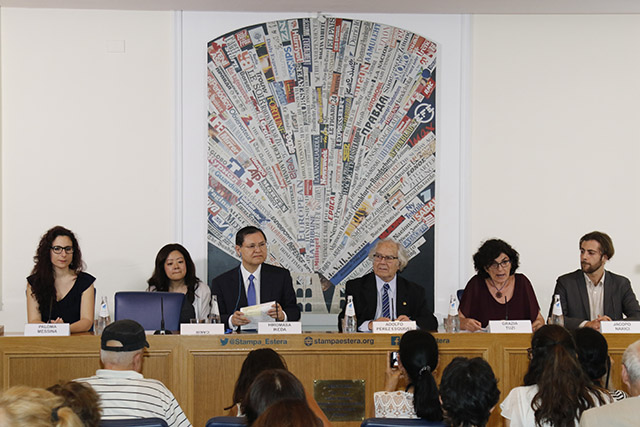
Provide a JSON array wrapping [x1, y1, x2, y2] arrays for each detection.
[[488, 259, 511, 270], [51, 246, 74, 254], [373, 254, 398, 262], [243, 242, 267, 250]]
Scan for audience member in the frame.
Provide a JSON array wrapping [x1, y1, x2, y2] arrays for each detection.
[[26, 226, 95, 333], [580, 339, 640, 426], [374, 330, 442, 421], [0, 385, 83, 427], [440, 357, 500, 427], [147, 243, 211, 323], [550, 231, 640, 330], [227, 348, 330, 426], [573, 327, 627, 400], [459, 239, 544, 331], [252, 399, 322, 427], [241, 369, 306, 426], [338, 239, 437, 331], [47, 381, 101, 427], [74, 320, 191, 427], [501, 325, 612, 427]]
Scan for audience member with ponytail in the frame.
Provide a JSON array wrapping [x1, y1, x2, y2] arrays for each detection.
[[0, 385, 83, 427], [501, 325, 612, 427], [374, 329, 442, 420]]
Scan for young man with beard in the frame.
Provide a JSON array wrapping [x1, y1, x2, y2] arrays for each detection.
[[549, 231, 640, 330]]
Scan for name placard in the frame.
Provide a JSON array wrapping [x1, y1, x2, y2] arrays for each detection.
[[24, 323, 70, 336], [372, 321, 417, 334], [258, 322, 302, 334], [601, 321, 640, 333], [488, 320, 532, 333], [180, 323, 225, 335]]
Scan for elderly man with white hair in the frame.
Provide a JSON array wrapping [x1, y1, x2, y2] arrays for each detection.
[[580, 339, 640, 426], [338, 239, 437, 331]]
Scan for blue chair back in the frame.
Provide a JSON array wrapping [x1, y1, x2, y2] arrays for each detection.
[[456, 289, 464, 302], [205, 416, 247, 426], [114, 291, 184, 331], [100, 418, 169, 427], [361, 418, 446, 427]]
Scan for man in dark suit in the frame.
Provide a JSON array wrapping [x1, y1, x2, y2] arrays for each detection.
[[338, 239, 437, 331], [549, 231, 640, 330], [211, 226, 300, 329]]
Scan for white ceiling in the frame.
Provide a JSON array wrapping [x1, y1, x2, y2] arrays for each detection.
[[2, 0, 640, 14]]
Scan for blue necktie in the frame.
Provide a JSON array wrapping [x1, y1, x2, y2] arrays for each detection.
[[247, 274, 256, 306], [382, 283, 391, 319]]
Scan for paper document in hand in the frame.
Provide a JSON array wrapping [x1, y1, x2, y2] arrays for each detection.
[[240, 301, 276, 330]]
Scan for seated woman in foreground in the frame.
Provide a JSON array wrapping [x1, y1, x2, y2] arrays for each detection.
[[374, 330, 442, 421], [26, 226, 95, 333], [501, 325, 612, 427], [459, 238, 544, 332], [147, 243, 211, 324]]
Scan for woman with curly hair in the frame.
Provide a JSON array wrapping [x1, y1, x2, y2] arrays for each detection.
[[26, 226, 95, 333], [147, 243, 211, 324], [0, 386, 83, 427], [501, 325, 612, 426]]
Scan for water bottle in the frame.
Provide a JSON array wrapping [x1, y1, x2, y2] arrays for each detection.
[[444, 294, 460, 333], [209, 295, 221, 324], [549, 294, 564, 326], [95, 296, 111, 335], [343, 295, 357, 333]]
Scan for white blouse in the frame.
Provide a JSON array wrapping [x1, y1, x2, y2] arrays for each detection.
[[374, 391, 417, 418]]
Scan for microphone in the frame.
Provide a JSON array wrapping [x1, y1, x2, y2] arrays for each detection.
[[390, 297, 395, 320], [504, 296, 509, 321], [275, 301, 280, 322], [154, 297, 172, 335]]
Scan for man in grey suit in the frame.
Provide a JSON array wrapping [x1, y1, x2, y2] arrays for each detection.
[[550, 231, 640, 330], [580, 339, 640, 426]]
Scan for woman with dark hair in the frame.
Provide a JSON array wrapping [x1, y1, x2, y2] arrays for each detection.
[[227, 348, 330, 426], [374, 330, 442, 421], [147, 243, 211, 324], [26, 226, 95, 333], [573, 327, 627, 401], [241, 369, 307, 425], [459, 239, 544, 331], [440, 357, 500, 427], [47, 381, 101, 427], [252, 399, 322, 427], [501, 325, 612, 426]]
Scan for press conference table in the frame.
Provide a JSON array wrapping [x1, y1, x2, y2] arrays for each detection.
[[0, 332, 636, 426]]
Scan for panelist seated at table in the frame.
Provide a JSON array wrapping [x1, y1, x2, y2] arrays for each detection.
[[26, 226, 95, 333], [459, 239, 544, 332], [211, 226, 300, 329], [338, 239, 438, 332], [147, 243, 211, 324], [548, 231, 640, 331]]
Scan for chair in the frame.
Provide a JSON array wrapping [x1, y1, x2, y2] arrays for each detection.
[[205, 416, 248, 426], [114, 291, 184, 331], [100, 418, 169, 427], [361, 418, 446, 427], [456, 289, 464, 302]]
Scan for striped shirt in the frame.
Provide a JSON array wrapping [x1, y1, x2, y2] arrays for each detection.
[[76, 370, 191, 427]]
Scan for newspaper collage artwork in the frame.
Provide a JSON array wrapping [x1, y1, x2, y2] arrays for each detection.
[[207, 16, 437, 314]]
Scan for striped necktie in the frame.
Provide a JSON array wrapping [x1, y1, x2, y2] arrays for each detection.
[[382, 283, 391, 319], [247, 274, 256, 306]]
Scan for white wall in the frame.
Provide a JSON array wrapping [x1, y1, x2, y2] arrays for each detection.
[[0, 8, 175, 332], [471, 15, 640, 315]]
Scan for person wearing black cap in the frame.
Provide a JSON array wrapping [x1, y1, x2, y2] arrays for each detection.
[[74, 320, 191, 426]]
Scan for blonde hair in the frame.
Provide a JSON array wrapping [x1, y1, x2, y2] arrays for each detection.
[[0, 386, 83, 427]]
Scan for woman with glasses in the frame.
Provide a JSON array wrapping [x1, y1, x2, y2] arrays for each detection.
[[501, 325, 612, 426], [459, 239, 544, 332], [147, 243, 211, 324], [26, 226, 95, 332]]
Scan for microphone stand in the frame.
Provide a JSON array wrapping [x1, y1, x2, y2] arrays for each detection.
[[154, 297, 172, 335]]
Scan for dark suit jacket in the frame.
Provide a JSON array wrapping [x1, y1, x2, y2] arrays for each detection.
[[338, 272, 437, 331], [549, 269, 640, 330], [211, 263, 300, 326]]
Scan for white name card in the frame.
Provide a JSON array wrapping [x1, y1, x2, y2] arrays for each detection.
[[24, 323, 70, 336], [258, 322, 302, 334], [601, 321, 640, 333], [488, 320, 532, 333], [372, 321, 417, 334], [180, 323, 225, 335]]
